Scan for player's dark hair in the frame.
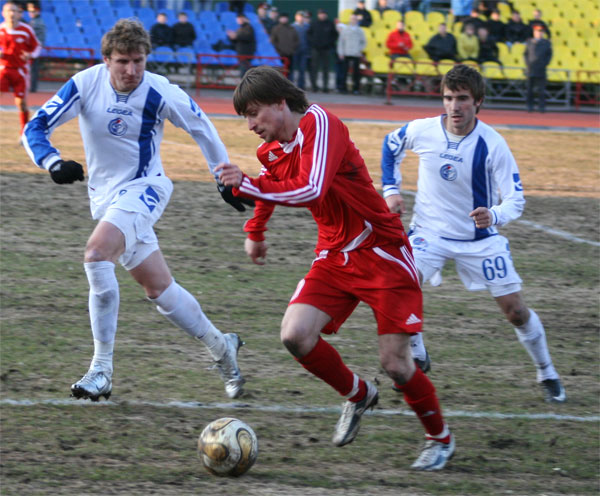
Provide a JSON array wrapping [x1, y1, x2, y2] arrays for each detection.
[[101, 18, 152, 58], [441, 64, 485, 113], [233, 66, 309, 116]]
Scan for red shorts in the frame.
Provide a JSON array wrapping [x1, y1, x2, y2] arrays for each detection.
[[289, 244, 423, 335], [0, 66, 28, 98]]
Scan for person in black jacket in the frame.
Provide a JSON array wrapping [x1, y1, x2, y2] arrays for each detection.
[[150, 12, 173, 49], [524, 25, 552, 112], [353, 0, 372, 28], [227, 12, 256, 76], [505, 10, 529, 45], [424, 22, 458, 62], [527, 8, 551, 39], [477, 26, 500, 65], [307, 8, 338, 92], [173, 12, 197, 49], [486, 9, 505, 43]]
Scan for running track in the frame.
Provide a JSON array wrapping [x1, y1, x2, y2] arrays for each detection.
[[4, 90, 599, 131]]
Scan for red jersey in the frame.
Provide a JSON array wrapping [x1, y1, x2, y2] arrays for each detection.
[[386, 30, 413, 56], [0, 21, 40, 71], [237, 104, 408, 254]]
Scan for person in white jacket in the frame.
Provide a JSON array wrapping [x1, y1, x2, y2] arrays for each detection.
[[336, 14, 366, 94], [22, 19, 250, 402], [380, 64, 566, 404]]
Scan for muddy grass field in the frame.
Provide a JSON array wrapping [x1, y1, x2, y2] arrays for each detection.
[[1, 113, 599, 495]]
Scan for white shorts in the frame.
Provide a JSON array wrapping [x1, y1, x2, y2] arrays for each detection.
[[409, 227, 522, 297], [101, 176, 173, 270]]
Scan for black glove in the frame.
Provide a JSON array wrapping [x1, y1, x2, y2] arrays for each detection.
[[49, 160, 84, 184], [217, 181, 255, 212]]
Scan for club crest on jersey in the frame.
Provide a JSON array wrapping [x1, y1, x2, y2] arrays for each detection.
[[108, 117, 127, 136], [439, 163, 457, 181], [411, 236, 428, 251], [139, 186, 160, 212]]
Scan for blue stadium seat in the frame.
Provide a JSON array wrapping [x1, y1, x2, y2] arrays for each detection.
[[219, 11, 237, 30], [153, 46, 176, 63], [114, 5, 135, 19], [175, 46, 196, 64], [214, 2, 229, 13], [198, 11, 218, 28]]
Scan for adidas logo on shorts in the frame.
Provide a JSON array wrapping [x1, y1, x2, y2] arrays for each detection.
[[405, 314, 422, 325]]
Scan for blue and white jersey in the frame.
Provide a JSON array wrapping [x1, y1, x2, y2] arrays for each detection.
[[23, 63, 229, 219], [381, 115, 525, 241]]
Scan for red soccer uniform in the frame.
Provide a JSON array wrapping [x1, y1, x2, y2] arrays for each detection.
[[0, 20, 40, 97], [236, 104, 422, 335]]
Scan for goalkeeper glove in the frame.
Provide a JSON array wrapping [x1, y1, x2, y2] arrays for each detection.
[[49, 160, 84, 184], [217, 181, 255, 212]]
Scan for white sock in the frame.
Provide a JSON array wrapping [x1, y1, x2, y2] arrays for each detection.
[[410, 333, 427, 361], [514, 309, 558, 382], [151, 279, 227, 360], [84, 261, 119, 374]]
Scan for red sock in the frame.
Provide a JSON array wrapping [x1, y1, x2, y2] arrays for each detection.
[[19, 110, 29, 134], [297, 337, 366, 402], [395, 368, 450, 443]]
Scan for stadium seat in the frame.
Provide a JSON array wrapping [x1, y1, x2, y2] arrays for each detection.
[[390, 57, 415, 75], [340, 8, 353, 24], [382, 9, 401, 29], [481, 61, 505, 79], [503, 67, 526, 80], [437, 59, 456, 75], [371, 54, 392, 73], [426, 11, 445, 26], [414, 59, 438, 76]]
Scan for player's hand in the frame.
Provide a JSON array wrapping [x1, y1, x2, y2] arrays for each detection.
[[49, 160, 84, 184], [245, 238, 268, 265], [385, 194, 406, 215], [215, 162, 243, 188], [217, 181, 255, 212], [469, 207, 493, 229]]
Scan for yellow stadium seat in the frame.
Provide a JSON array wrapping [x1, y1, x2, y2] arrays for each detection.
[[498, 3, 511, 21], [340, 8, 353, 24], [426, 11, 445, 27], [370, 9, 384, 29], [382, 9, 401, 29], [497, 42, 510, 60], [452, 21, 463, 36], [503, 67, 526, 80], [374, 26, 390, 44], [414, 59, 439, 76], [371, 54, 392, 73], [481, 61, 505, 79], [391, 57, 416, 75], [405, 10, 425, 26], [437, 59, 456, 75], [409, 45, 426, 60]]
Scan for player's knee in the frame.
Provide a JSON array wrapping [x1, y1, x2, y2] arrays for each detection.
[[84, 244, 114, 263], [380, 349, 413, 384], [505, 305, 529, 327], [280, 322, 315, 358]]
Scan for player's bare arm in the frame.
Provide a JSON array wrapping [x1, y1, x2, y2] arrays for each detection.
[[469, 206, 493, 229], [385, 193, 406, 215]]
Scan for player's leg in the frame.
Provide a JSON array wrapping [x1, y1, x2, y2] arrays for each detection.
[[129, 249, 245, 398], [379, 333, 454, 470], [13, 69, 29, 134], [495, 290, 565, 402], [71, 220, 126, 401]]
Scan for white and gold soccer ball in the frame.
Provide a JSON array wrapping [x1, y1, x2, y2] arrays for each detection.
[[197, 417, 258, 477]]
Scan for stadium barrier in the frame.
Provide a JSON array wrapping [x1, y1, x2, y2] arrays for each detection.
[[574, 70, 600, 110], [39, 47, 96, 82]]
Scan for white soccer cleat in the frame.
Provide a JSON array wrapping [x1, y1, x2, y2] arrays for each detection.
[[411, 434, 455, 471], [214, 333, 246, 399], [332, 380, 379, 447], [70, 369, 112, 402]]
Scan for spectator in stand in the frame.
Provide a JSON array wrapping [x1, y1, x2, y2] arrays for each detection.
[[26, 1, 44, 93], [477, 26, 500, 64], [528, 8, 551, 39], [229, 0, 246, 15], [307, 8, 338, 93], [0, 0, 40, 136], [451, 0, 473, 23], [375, 0, 391, 17], [505, 10, 529, 45], [525, 25, 552, 113], [386, 20, 413, 60], [462, 9, 485, 33], [291, 10, 310, 90], [227, 12, 256, 76], [150, 12, 173, 49], [486, 9, 505, 43], [337, 13, 366, 94], [424, 22, 458, 62], [257, 3, 276, 35], [172, 12, 196, 49], [267, 6, 280, 34], [457, 22, 479, 62], [353, 0, 372, 28], [270, 12, 299, 76]]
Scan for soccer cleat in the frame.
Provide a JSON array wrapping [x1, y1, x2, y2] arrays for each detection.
[[541, 378, 566, 403], [411, 434, 455, 471], [392, 352, 431, 392], [214, 333, 246, 399], [332, 380, 378, 447], [70, 370, 112, 402]]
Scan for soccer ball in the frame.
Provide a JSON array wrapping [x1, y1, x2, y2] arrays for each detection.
[[197, 417, 258, 477]]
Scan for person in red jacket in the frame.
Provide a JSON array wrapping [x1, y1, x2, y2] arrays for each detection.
[[0, 0, 40, 136], [215, 66, 455, 471], [386, 20, 413, 59]]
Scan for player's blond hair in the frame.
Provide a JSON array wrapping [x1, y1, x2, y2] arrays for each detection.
[[101, 18, 152, 58], [233, 66, 309, 116]]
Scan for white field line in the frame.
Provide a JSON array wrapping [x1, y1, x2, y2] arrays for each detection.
[[1, 398, 598, 422]]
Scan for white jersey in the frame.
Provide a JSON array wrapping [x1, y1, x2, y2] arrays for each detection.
[[23, 63, 229, 219], [381, 115, 525, 241]]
